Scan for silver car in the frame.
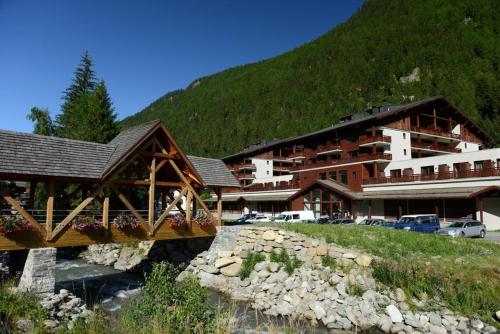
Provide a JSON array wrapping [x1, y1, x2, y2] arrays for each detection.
[[438, 220, 486, 238]]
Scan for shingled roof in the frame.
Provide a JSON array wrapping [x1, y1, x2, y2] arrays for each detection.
[[0, 121, 238, 187], [187, 155, 240, 188]]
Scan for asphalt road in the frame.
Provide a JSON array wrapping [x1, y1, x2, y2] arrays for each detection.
[[484, 231, 500, 243]]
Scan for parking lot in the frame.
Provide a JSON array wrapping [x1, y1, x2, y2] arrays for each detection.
[[485, 231, 500, 243]]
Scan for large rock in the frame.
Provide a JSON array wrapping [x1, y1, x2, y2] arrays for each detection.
[[385, 304, 403, 323], [355, 255, 373, 267], [262, 230, 277, 241], [220, 263, 241, 277], [496, 310, 500, 321], [214, 257, 235, 268]]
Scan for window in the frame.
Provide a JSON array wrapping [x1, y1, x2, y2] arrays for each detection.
[[404, 149, 407, 156], [266, 171, 269, 175], [390, 169, 402, 178], [497, 159, 500, 168], [292, 214, 300, 220], [421, 166, 434, 176], [329, 171, 337, 180], [403, 133, 406, 139], [267, 161, 269, 165], [465, 143, 468, 149], [352, 171, 357, 180], [339, 170, 348, 185], [319, 172, 326, 180], [474, 161, 484, 170]]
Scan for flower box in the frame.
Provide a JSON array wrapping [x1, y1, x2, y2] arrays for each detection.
[[113, 214, 140, 230], [0, 215, 32, 235], [166, 214, 187, 228], [71, 216, 103, 232], [193, 213, 213, 226]]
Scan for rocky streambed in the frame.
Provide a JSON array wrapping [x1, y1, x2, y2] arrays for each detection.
[[180, 226, 498, 334]]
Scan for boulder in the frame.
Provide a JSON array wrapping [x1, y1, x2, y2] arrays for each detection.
[[316, 244, 328, 256], [355, 255, 373, 267], [214, 257, 235, 268], [395, 288, 406, 302], [220, 263, 241, 277], [16, 320, 34, 332], [385, 304, 403, 323], [343, 252, 357, 259], [262, 230, 277, 241], [496, 310, 500, 321], [429, 325, 447, 334]]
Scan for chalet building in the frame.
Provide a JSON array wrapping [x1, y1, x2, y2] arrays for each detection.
[[219, 96, 500, 230]]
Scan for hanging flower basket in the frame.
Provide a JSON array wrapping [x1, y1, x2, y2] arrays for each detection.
[[193, 213, 213, 226], [0, 215, 32, 235], [71, 216, 103, 232], [166, 214, 187, 228], [112, 214, 140, 230]]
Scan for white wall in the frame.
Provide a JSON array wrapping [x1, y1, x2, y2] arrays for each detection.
[[252, 158, 273, 179], [252, 174, 294, 184], [383, 128, 412, 161], [456, 141, 480, 153], [353, 200, 385, 223], [477, 197, 500, 231], [380, 148, 500, 178]]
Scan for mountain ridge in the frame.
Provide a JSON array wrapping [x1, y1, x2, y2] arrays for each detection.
[[121, 0, 500, 158]]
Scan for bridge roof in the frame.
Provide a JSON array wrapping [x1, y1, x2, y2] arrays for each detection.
[[0, 121, 238, 187]]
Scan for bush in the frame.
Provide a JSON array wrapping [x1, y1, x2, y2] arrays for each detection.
[[321, 255, 337, 270], [118, 262, 229, 334], [269, 249, 302, 275], [239, 252, 265, 280]]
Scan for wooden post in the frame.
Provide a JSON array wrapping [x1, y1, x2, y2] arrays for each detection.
[[398, 204, 403, 218], [46, 179, 54, 236], [479, 196, 484, 223], [352, 200, 357, 219], [368, 200, 372, 219], [185, 190, 193, 224], [216, 188, 223, 226], [148, 157, 156, 230], [102, 188, 110, 229]]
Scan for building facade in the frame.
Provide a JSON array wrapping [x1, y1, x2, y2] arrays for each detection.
[[219, 96, 500, 230]]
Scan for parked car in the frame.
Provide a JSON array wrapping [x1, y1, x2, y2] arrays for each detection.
[[316, 215, 331, 224], [369, 219, 386, 226], [359, 218, 385, 226], [394, 214, 440, 233], [358, 219, 373, 225], [380, 220, 396, 228], [246, 215, 271, 223], [438, 220, 486, 238], [273, 210, 315, 223], [235, 213, 258, 224]]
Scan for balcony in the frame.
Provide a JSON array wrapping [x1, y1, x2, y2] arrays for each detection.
[[317, 144, 342, 156], [363, 167, 500, 185], [358, 134, 391, 148], [273, 166, 290, 172], [238, 163, 256, 170], [243, 179, 301, 191], [237, 174, 255, 180], [291, 153, 392, 171], [411, 141, 461, 154], [409, 126, 462, 142]]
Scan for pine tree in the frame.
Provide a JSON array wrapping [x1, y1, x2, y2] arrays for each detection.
[[26, 107, 54, 136], [55, 51, 118, 143]]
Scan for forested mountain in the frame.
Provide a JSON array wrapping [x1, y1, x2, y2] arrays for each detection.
[[121, 0, 500, 157]]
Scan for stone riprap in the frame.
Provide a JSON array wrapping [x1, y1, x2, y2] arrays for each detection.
[[182, 226, 498, 334], [38, 289, 93, 330]]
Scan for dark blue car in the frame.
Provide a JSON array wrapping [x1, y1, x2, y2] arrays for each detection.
[[394, 214, 440, 233]]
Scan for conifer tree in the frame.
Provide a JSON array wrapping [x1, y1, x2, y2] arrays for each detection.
[[26, 107, 54, 136]]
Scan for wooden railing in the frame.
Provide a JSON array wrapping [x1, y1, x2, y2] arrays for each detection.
[[292, 152, 392, 171], [243, 179, 301, 191], [410, 126, 461, 140], [238, 163, 256, 170], [363, 167, 500, 185], [237, 174, 255, 180], [411, 141, 461, 153], [358, 134, 391, 146]]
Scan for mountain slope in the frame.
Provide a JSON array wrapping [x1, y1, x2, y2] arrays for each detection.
[[121, 0, 500, 157]]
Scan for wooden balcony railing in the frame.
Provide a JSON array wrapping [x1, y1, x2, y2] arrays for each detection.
[[411, 141, 461, 153], [237, 174, 255, 180], [292, 153, 392, 171], [358, 134, 391, 146], [363, 167, 500, 185], [409, 126, 461, 140], [243, 179, 301, 191], [238, 163, 256, 170]]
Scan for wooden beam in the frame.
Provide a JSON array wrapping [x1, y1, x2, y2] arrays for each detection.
[[50, 196, 95, 240], [113, 179, 183, 188], [28, 181, 37, 209], [139, 151, 176, 159], [169, 160, 214, 221], [102, 188, 110, 229], [185, 190, 193, 224], [166, 191, 185, 213], [148, 158, 156, 231], [216, 188, 223, 226], [152, 187, 188, 234], [155, 159, 169, 173], [46, 179, 55, 237], [111, 185, 147, 230], [1, 193, 45, 236]]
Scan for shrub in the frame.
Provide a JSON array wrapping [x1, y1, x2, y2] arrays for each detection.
[[112, 214, 140, 230], [270, 249, 302, 275], [349, 283, 365, 297], [118, 262, 228, 334], [239, 252, 265, 279], [321, 255, 338, 270]]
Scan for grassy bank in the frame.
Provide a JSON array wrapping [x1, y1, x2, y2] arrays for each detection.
[[279, 223, 500, 324]]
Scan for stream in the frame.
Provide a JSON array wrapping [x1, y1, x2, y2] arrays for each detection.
[[54, 256, 332, 333]]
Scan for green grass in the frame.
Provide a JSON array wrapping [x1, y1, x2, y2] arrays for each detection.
[[239, 252, 265, 279], [279, 223, 500, 324], [269, 249, 302, 275]]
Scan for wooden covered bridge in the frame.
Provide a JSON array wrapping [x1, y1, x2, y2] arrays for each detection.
[[0, 121, 240, 250]]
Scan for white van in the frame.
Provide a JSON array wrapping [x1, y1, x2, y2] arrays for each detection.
[[273, 210, 315, 223]]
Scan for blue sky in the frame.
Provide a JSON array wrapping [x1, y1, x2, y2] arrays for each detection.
[[0, 0, 363, 132]]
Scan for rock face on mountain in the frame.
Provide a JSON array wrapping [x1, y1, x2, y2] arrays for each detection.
[[180, 226, 497, 333]]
